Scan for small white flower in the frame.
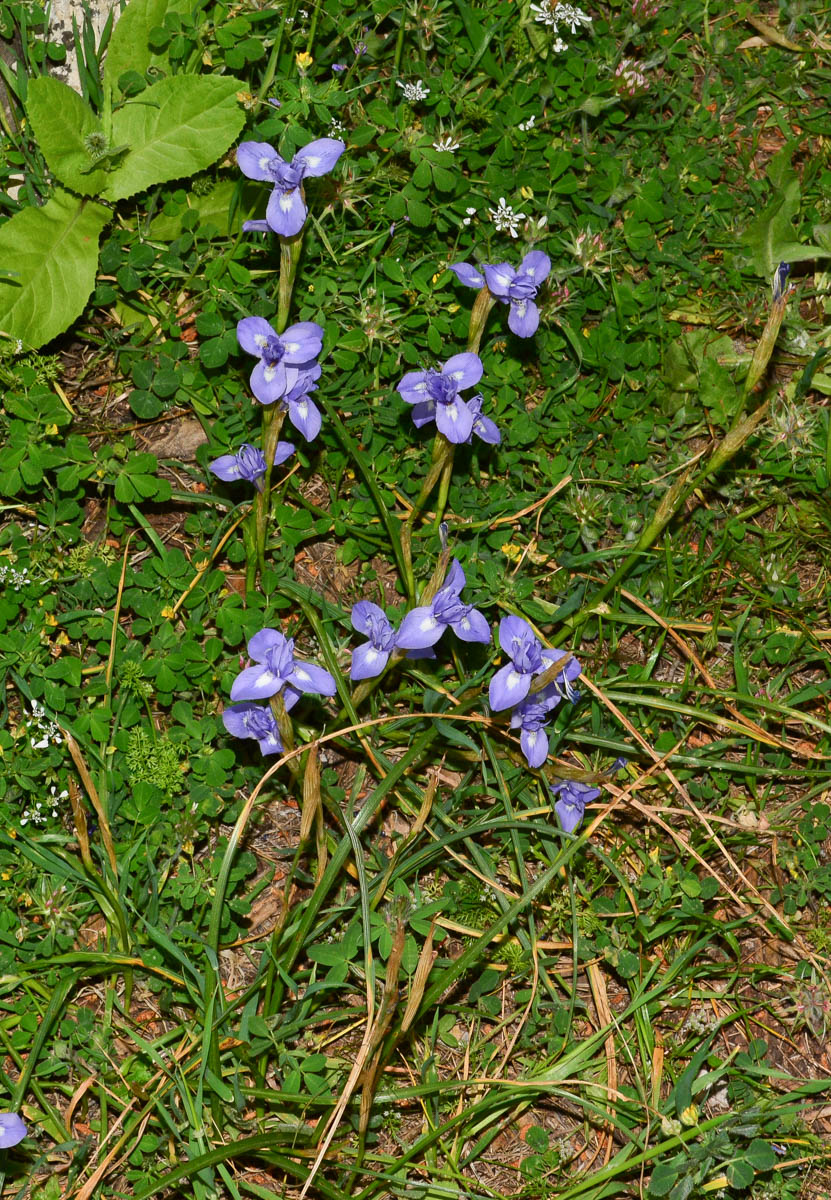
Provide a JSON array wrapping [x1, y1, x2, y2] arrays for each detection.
[[552, 36, 568, 51], [396, 79, 430, 102], [517, 115, 536, 131], [328, 117, 346, 137], [462, 206, 477, 226], [488, 197, 526, 238], [529, 1, 591, 34], [432, 135, 460, 153]]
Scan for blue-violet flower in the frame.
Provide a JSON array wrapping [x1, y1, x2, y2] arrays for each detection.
[[397, 559, 491, 650], [209, 442, 295, 490], [231, 628, 337, 703], [489, 615, 581, 711], [350, 601, 398, 680], [237, 137, 345, 237], [237, 316, 323, 406], [282, 364, 323, 441], [222, 702, 288, 755], [396, 353, 483, 444], [550, 779, 600, 834], [450, 251, 551, 337]]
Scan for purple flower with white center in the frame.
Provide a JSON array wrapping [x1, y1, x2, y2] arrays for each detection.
[[237, 316, 323, 405], [550, 779, 600, 834], [396, 353, 483, 444], [396, 559, 491, 650], [237, 137, 345, 237], [489, 616, 581, 711], [231, 628, 337, 703], [282, 363, 323, 441], [467, 394, 500, 445], [209, 442, 295, 490], [222, 702, 287, 755], [0, 1113, 27, 1149], [350, 601, 398, 680], [450, 252, 551, 337]]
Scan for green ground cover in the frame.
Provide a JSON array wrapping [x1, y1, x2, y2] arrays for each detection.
[[0, 0, 831, 1195]]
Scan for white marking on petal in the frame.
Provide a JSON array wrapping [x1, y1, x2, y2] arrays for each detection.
[[506, 670, 522, 692], [256, 670, 276, 688], [259, 156, 270, 171], [419, 615, 438, 632], [294, 667, 311, 683], [283, 340, 299, 353], [303, 155, 321, 169], [365, 648, 379, 663], [280, 191, 296, 212], [254, 334, 267, 348], [297, 401, 308, 419], [264, 366, 276, 382], [516, 301, 527, 317], [460, 616, 471, 631]]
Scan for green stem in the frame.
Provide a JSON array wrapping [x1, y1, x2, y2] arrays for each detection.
[[277, 230, 305, 333], [468, 288, 496, 355], [401, 434, 453, 599]]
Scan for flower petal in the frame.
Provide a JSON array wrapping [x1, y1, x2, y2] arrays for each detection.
[[444, 558, 466, 596], [449, 261, 486, 289], [209, 454, 242, 482], [498, 614, 535, 656], [411, 400, 436, 427], [351, 600, 387, 635], [237, 315, 277, 357], [0, 1113, 27, 1149], [483, 263, 515, 297], [289, 661, 337, 697], [281, 321, 324, 364], [442, 352, 483, 390], [274, 441, 296, 466], [555, 797, 584, 834], [397, 606, 444, 649], [230, 665, 280, 702], [508, 298, 539, 337], [521, 725, 549, 769], [294, 137, 345, 177], [248, 628, 286, 661], [350, 641, 390, 681], [450, 605, 491, 644], [488, 662, 531, 711], [288, 396, 322, 441], [237, 141, 280, 181], [266, 185, 308, 237], [242, 219, 272, 233], [519, 250, 551, 284], [251, 359, 288, 405], [435, 396, 474, 443], [397, 370, 431, 404]]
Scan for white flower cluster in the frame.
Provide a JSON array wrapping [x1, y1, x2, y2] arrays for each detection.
[[328, 117, 346, 137], [461, 206, 477, 227], [529, 1, 592, 35], [518, 115, 536, 132], [0, 562, 30, 590], [396, 79, 430, 102], [489, 197, 526, 238], [27, 701, 63, 751], [21, 786, 66, 827], [432, 135, 460, 153]]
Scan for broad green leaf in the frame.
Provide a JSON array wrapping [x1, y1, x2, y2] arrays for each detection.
[[147, 179, 260, 240], [0, 188, 109, 349], [103, 76, 244, 202], [742, 150, 831, 277], [26, 77, 109, 196], [103, 0, 194, 97]]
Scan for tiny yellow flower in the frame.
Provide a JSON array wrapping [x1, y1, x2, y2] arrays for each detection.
[[520, 185, 534, 200], [680, 1104, 699, 1127], [161, 605, 176, 619], [296, 50, 313, 71]]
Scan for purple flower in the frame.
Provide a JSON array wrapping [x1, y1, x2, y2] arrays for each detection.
[[231, 628, 337, 703], [222, 702, 286, 755], [0, 1113, 26, 1149], [551, 780, 601, 834], [237, 316, 323, 405], [237, 137, 345, 237], [397, 559, 491, 650], [282, 364, 323, 441], [209, 442, 295, 490], [332, 63, 347, 73], [242, 219, 272, 234], [489, 616, 580, 711], [450, 251, 551, 337], [396, 353, 483, 444], [510, 696, 556, 768], [350, 601, 398, 680], [467, 393, 500, 445]]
